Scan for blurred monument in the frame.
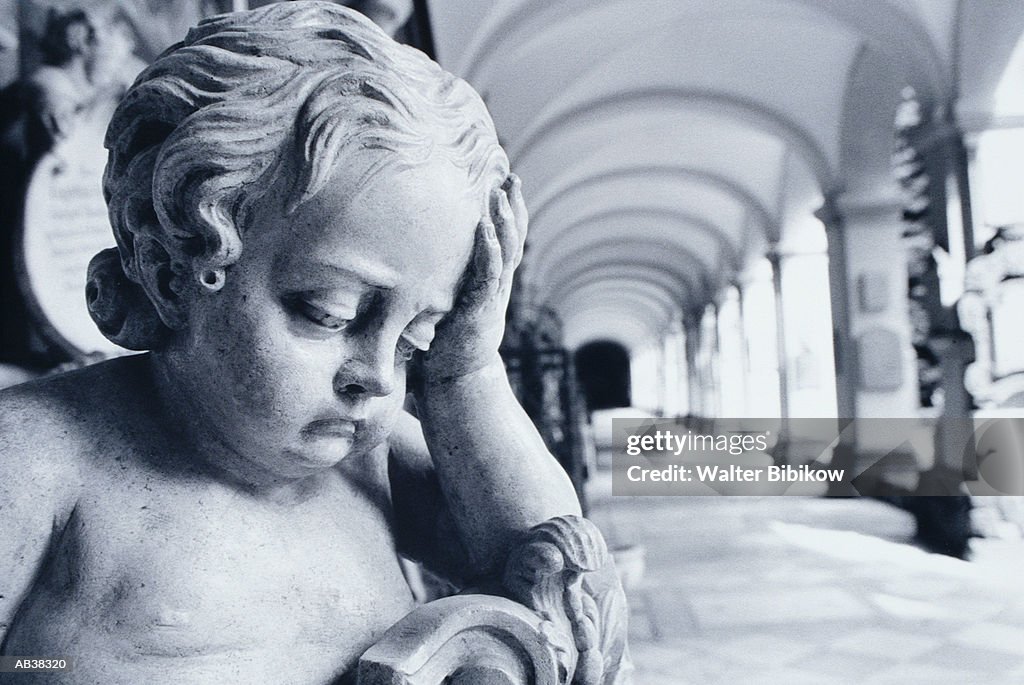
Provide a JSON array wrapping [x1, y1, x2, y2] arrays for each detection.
[[0, 1, 226, 372], [960, 225, 1024, 409]]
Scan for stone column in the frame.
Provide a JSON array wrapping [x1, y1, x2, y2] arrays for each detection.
[[765, 250, 789, 421], [894, 101, 979, 476], [817, 195, 860, 490], [748, 259, 782, 416], [684, 313, 702, 417], [661, 317, 686, 417], [702, 303, 722, 417], [716, 285, 746, 416], [816, 196, 858, 420]]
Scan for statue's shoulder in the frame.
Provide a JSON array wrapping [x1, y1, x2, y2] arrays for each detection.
[[0, 375, 89, 519], [0, 356, 146, 469], [0, 372, 76, 448]]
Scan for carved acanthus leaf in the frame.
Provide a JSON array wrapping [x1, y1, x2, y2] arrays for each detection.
[[503, 515, 632, 685]]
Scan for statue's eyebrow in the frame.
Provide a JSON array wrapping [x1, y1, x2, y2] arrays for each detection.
[[275, 256, 454, 315], [277, 256, 400, 290]]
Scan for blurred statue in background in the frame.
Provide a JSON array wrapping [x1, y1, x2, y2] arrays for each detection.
[[0, 8, 99, 169], [21, 8, 99, 145], [959, 224, 1024, 409], [2, 5, 145, 156]]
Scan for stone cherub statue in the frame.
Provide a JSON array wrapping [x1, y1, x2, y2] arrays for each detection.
[[0, 2, 629, 684]]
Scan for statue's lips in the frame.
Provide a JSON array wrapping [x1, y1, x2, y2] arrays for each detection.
[[302, 418, 358, 439]]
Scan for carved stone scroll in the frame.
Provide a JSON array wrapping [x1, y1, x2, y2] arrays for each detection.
[[503, 516, 631, 685], [358, 515, 633, 685], [357, 595, 564, 684]]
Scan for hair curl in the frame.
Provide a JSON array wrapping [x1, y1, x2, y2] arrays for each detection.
[[88, 0, 509, 350]]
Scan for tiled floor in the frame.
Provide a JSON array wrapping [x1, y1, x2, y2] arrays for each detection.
[[585, 471, 1024, 684]]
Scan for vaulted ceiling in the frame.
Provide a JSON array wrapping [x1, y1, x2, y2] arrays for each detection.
[[429, 0, 1024, 352]]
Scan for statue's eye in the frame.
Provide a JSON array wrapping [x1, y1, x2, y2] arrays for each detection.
[[291, 299, 351, 332]]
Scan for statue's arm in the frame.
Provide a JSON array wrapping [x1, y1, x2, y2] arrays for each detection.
[[385, 175, 578, 582], [388, 370, 581, 583], [386, 410, 470, 583], [381, 397, 632, 684]]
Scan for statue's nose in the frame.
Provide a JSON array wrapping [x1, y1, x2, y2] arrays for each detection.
[[333, 336, 396, 399]]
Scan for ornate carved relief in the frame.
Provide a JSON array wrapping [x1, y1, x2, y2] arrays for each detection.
[[959, 225, 1024, 408], [359, 516, 633, 685]]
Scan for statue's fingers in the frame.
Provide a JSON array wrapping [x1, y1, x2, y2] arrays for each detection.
[[506, 174, 529, 258], [493, 190, 520, 277], [467, 216, 501, 305]]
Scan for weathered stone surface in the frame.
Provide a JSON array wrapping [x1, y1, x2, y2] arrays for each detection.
[[360, 515, 633, 685], [358, 595, 563, 684]]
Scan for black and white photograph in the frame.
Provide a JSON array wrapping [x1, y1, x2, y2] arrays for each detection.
[[1, 1, 1023, 683]]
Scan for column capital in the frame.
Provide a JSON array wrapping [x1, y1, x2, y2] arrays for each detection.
[[737, 254, 774, 286], [814, 192, 845, 231], [817, 189, 904, 226]]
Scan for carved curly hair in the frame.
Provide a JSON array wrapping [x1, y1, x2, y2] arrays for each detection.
[[87, 0, 509, 350]]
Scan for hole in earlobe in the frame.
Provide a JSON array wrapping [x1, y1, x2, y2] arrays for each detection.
[[198, 268, 225, 291], [85, 282, 99, 304]]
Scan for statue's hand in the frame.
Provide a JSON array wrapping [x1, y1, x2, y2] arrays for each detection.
[[418, 174, 526, 385]]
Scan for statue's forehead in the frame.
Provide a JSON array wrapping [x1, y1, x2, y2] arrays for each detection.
[[308, 149, 483, 216], [249, 154, 480, 265]]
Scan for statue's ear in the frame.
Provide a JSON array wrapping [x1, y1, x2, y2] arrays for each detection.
[[132, 236, 190, 331]]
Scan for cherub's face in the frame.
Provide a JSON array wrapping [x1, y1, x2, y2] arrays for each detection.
[[171, 154, 479, 479]]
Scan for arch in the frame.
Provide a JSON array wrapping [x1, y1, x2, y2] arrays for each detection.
[[509, 87, 836, 191], [575, 339, 632, 411], [558, 279, 679, 313], [808, 0, 947, 101], [526, 207, 740, 287], [542, 261, 702, 314], [559, 296, 671, 341], [561, 308, 659, 352], [545, 268, 690, 311], [529, 237, 717, 305], [956, 1, 1024, 129], [529, 164, 780, 244], [555, 282, 679, 330], [457, 0, 947, 104], [533, 247, 711, 306]]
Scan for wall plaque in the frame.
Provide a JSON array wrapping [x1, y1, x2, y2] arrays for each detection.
[[17, 106, 125, 357]]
